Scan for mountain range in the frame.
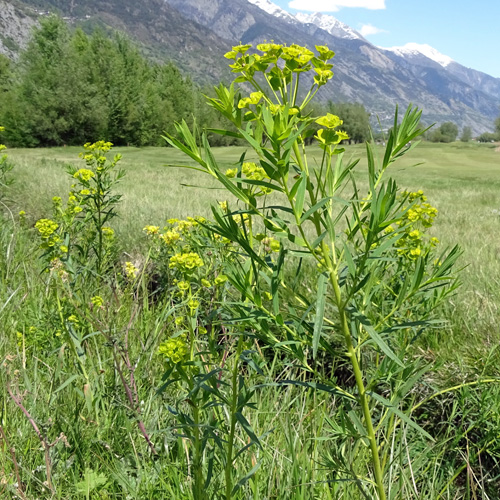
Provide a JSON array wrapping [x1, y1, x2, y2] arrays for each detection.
[[1, 0, 499, 133]]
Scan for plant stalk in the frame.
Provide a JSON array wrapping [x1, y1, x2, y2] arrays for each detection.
[[225, 335, 244, 499]]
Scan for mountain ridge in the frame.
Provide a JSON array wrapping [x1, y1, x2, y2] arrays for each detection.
[[1, 0, 498, 133], [166, 0, 499, 132]]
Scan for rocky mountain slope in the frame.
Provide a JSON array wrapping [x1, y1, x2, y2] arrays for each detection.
[[0, 0, 233, 83], [2, 0, 499, 132], [381, 43, 500, 102], [166, 0, 499, 132], [0, 1, 38, 59]]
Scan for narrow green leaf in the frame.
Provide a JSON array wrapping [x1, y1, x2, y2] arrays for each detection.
[[52, 374, 79, 396], [369, 391, 434, 441], [235, 412, 262, 449], [294, 171, 307, 220], [300, 196, 332, 224], [351, 309, 404, 367], [205, 128, 244, 139], [232, 462, 261, 495]]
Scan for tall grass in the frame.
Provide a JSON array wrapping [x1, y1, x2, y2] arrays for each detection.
[[1, 141, 499, 499]]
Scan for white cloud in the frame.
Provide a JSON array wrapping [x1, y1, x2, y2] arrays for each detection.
[[359, 23, 387, 36], [288, 0, 386, 12]]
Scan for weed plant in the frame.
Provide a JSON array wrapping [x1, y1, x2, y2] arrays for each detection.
[[1, 44, 500, 500], [164, 42, 462, 499]]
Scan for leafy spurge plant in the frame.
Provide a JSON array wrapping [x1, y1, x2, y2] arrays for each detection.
[[164, 42, 461, 499], [35, 141, 124, 278]]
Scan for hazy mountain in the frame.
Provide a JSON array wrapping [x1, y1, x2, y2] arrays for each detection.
[[166, 0, 499, 132], [1, 0, 499, 133], [381, 42, 500, 102]]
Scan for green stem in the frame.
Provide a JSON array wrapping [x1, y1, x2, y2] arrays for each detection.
[[225, 335, 244, 500], [193, 403, 204, 500], [325, 251, 386, 500], [55, 289, 89, 381], [293, 140, 385, 497], [95, 176, 103, 275], [292, 73, 300, 107]]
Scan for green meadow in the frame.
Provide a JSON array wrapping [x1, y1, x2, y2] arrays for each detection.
[[2, 140, 500, 499], [9, 140, 500, 367]]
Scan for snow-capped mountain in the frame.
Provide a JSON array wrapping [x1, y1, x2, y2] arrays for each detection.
[[381, 43, 454, 68], [3, 0, 498, 132], [380, 42, 500, 101], [295, 12, 363, 41], [247, 0, 296, 21]]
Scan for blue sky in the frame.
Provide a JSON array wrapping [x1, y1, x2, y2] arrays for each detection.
[[271, 0, 500, 78]]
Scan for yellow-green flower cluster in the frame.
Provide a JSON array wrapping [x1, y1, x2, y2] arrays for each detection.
[[315, 113, 349, 146], [268, 103, 300, 116], [64, 190, 83, 215], [82, 141, 113, 153], [158, 334, 188, 364], [143, 225, 160, 235], [316, 113, 342, 129], [242, 162, 268, 181], [35, 218, 61, 248], [161, 229, 181, 245], [238, 92, 265, 109], [177, 280, 190, 293], [91, 296, 104, 308], [263, 237, 280, 253], [35, 218, 58, 239], [256, 233, 280, 253], [102, 227, 114, 238], [169, 252, 204, 273], [224, 42, 334, 89], [125, 261, 139, 279], [188, 299, 200, 314], [392, 190, 440, 259], [73, 169, 95, 182], [402, 190, 438, 228], [214, 274, 228, 286], [225, 163, 272, 196], [0, 126, 5, 152], [78, 141, 121, 175]]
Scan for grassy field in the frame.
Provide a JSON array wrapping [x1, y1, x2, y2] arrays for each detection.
[[2, 140, 500, 499], [8, 141, 500, 371]]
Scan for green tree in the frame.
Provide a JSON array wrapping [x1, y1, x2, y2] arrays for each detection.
[[0, 15, 218, 147], [0, 55, 11, 93], [3, 17, 106, 146], [327, 102, 370, 144], [460, 126, 472, 142], [477, 132, 497, 142], [430, 121, 458, 143], [495, 115, 500, 139]]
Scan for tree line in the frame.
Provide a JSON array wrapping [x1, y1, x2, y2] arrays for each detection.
[[0, 16, 234, 147], [0, 16, 377, 148], [15, 16, 499, 148], [428, 119, 500, 143]]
